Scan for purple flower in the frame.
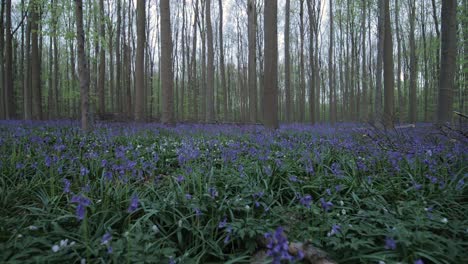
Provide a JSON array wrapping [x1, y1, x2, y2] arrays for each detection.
[[264, 227, 293, 264], [63, 179, 71, 194], [328, 224, 341, 236], [194, 208, 202, 217], [101, 232, 112, 245], [176, 175, 185, 183], [320, 198, 333, 212], [127, 194, 139, 213], [414, 259, 424, 264], [385, 237, 397, 250], [218, 216, 228, 229], [80, 166, 90, 176], [101, 159, 108, 167], [70, 194, 91, 220], [185, 193, 192, 200], [299, 195, 313, 208], [169, 257, 176, 264], [208, 187, 218, 199]]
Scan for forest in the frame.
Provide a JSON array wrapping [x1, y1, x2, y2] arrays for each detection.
[[0, 0, 467, 263]]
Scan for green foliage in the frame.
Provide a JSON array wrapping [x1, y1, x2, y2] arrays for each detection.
[[0, 123, 466, 263]]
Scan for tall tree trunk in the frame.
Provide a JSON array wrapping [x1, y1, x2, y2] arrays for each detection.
[[75, 0, 90, 130], [284, 0, 291, 122], [306, 0, 315, 125], [248, 0, 257, 123], [395, 0, 403, 120], [361, 0, 368, 121], [0, 0, 5, 119], [328, 0, 335, 124], [218, 0, 227, 121], [408, 0, 417, 123], [383, 0, 394, 128], [299, 0, 305, 122], [437, 0, 457, 123], [421, 0, 429, 122], [375, 0, 385, 124], [116, 0, 122, 113], [98, 0, 106, 115], [53, 0, 59, 118], [5, 0, 14, 119], [135, 0, 145, 121], [161, 0, 174, 125], [263, 0, 278, 129], [206, 0, 215, 122], [191, 0, 199, 121], [31, 0, 42, 120]]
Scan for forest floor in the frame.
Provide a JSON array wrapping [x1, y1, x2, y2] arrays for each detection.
[[0, 121, 466, 263]]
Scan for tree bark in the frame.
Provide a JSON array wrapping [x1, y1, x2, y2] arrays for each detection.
[[206, 0, 215, 122], [329, 0, 336, 125], [284, 0, 291, 122], [383, 0, 394, 128], [31, 0, 42, 120], [134, 0, 146, 121], [248, 0, 257, 123], [299, 0, 305, 122], [408, 0, 417, 123], [0, 0, 5, 119], [75, 0, 90, 130], [5, 0, 15, 119], [161, 0, 174, 125], [97, 0, 106, 115], [263, 0, 278, 129], [437, 0, 457, 123]]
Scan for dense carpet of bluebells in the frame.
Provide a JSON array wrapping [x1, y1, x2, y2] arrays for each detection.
[[0, 121, 467, 263]]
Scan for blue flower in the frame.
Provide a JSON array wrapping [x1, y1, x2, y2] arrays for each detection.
[[384, 237, 396, 250], [299, 195, 313, 208], [101, 232, 112, 245], [320, 198, 333, 212], [185, 193, 192, 200], [264, 227, 293, 264], [208, 187, 218, 199], [63, 179, 71, 194], [176, 175, 185, 183], [80, 166, 90, 176], [127, 194, 139, 213], [218, 216, 227, 229], [70, 194, 91, 220], [414, 259, 424, 264]]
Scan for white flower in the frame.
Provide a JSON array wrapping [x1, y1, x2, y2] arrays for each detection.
[[339, 201, 344, 206], [70, 241, 76, 246], [441, 217, 448, 224], [28, 225, 38, 231], [341, 209, 346, 215], [52, 245, 60, 252], [60, 239, 69, 247], [80, 259, 86, 264], [152, 225, 159, 233], [378, 261, 386, 264], [17, 234, 23, 238], [245, 205, 250, 210]]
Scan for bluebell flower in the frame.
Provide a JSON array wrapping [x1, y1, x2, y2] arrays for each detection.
[[218, 216, 227, 229], [70, 194, 91, 220], [185, 193, 192, 200], [299, 195, 313, 208], [208, 187, 218, 199], [384, 237, 396, 250], [80, 166, 90, 176], [101, 232, 112, 245], [414, 259, 424, 264], [63, 179, 71, 193], [320, 198, 333, 212], [176, 175, 185, 183], [264, 227, 293, 264], [194, 208, 202, 217], [127, 194, 139, 213]]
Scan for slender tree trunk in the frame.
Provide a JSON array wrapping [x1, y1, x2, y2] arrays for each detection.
[[375, 0, 385, 124], [421, 0, 429, 122], [248, 0, 257, 123], [218, 0, 227, 121], [299, 0, 305, 122], [361, 0, 368, 121], [263, 0, 278, 129], [31, 0, 42, 120], [395, 0, 403, 120], [306, 0, 315, 125], [191, 0, 199, 121], [134, 0, 145, 121], [75, 0, 90, 130], [5, 0, 15, 119], [383, 0, 394, 128], [116, 0, 122, 113], [206, 0, 215, 122], [161, 0, 174, 125], [0, 0, 5, 119], [329, 0, 335, 124], [408, 0, 417, 123], [95, 0, 105, 115], [284, 0, 291, 122], [437, 0, 457, 123]]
